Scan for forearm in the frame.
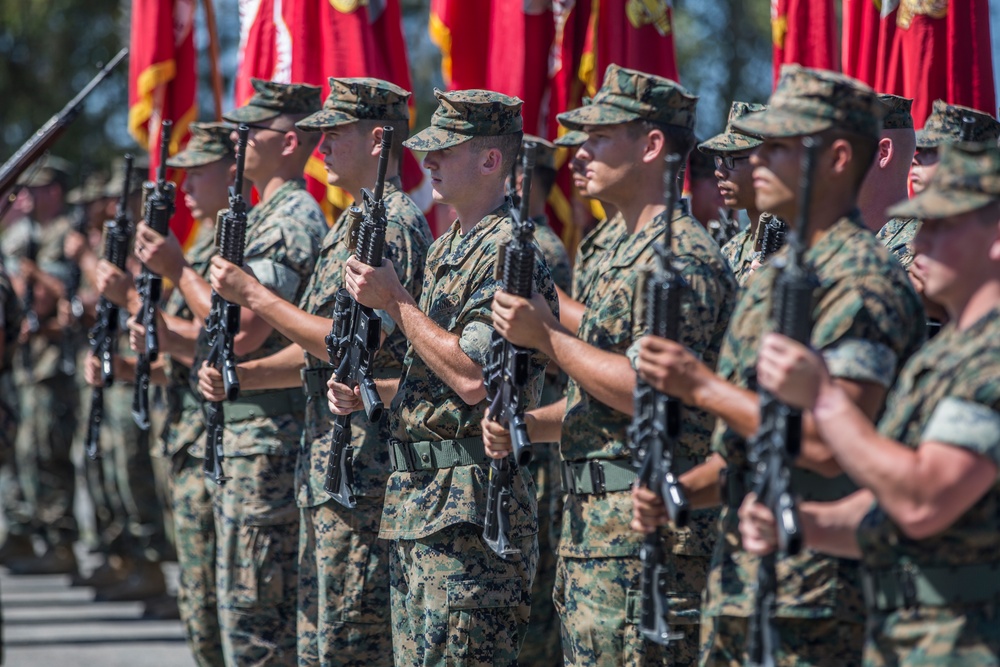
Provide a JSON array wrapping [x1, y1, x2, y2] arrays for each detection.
[[176, 266, 213, 322], [799, 490, 873, 560], [236, 344, 306, 391], [113, 355, 137, 383], [390, 295, 485, 405], [556, 285, 584, 333], [546, 327, 634, 415], [679, 453, 726, 510], [375, 377, 400, 407], [527, 398, 567, 443], [245, 281, 333, 359], [160, 313, 200, 366]]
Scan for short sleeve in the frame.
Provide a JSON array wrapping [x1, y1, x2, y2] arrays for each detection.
[[922, 397, 1000, 472], [245, 257, 302, 303]]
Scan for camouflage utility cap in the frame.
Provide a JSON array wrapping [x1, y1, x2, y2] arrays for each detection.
[[733, 65, 884, 140], [297, 77, 411, 131], [888, 142, 1000, 219], [521, 135, 557, 170], [557, 64, 697, 131], [167, 122, 236, 168], [878, 94, 914, 130], [699, 101, 767, 154], [104, 155, 148, 198], [67, 173, 108, 205], [403, 89, 523, 151], [915, 99, 1000, 148], [554, 130, 588, 147], [223, 78, 322, 123], [17, 155, 72, 188]]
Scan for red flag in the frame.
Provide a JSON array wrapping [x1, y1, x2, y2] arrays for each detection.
[[842, 0, 882, 87], [128, 0, 198, 248], [881, 0, 995, 127], [771, 0, 838, 86], [237, 0, 429, 218]]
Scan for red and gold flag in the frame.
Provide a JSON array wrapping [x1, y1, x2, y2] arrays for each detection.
[[880, 0, 995, 127], [771, 0, 838, 86], [128, 0, 198, 248], [842, 0, 882, 87]]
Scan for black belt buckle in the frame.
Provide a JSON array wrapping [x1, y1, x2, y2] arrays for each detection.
[[589, 460, 606, 495]]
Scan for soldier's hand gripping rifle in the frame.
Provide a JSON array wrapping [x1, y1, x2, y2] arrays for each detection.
[[85, 155, 134, 459], [19, 226, 40, 380], [132, 121, 177, 430], [202, 126, 249, 485], [59, 205, 91, 376], [629, 153, 689, 646], [746, 137, 820, 667], [323, 127, 394, 508], [481, 142, 538, 560]]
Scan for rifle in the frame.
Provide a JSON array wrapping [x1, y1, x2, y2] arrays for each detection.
[[322, 127, 394, 508], [58, 205, 91, 376], [132, 121, 176, 430], [960, 115, 976, 142], [85, 155, 133, 459], [629, 153, 689, 646], [202, 126, 249, 485], [481, 141, 538, 560], [0, 49, 128, 206], [745, 137, 820, 667], [758, 214, 787, 262], [18, 226, 40, 380]]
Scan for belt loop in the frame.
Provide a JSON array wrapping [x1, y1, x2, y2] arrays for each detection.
[[590, 460, 606, 495], [561, 462, 575, 495]]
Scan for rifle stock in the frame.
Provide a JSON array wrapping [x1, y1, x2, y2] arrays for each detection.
[[323, 127, 394, 508]]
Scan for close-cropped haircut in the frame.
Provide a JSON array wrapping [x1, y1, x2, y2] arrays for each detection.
[[469, 131, 525, 178], [818, 127, 879, 191], [626, 119, 696, 162], [357, 119, 410, 163]]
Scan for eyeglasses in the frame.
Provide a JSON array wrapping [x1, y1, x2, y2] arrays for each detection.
[[714, 154, 751, 170]]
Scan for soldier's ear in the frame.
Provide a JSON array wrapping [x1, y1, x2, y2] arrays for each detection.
[[480, 147, 504, 176], [369, 125, 385, 158], [826, 137, 853, 178], [878, 138, 893, 168], [640, 127, 667, 165]]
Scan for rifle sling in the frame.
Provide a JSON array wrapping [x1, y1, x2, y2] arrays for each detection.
[[862, 562, 1000, 610], [389, 437, 488, 472], [561, 456, 697, 496], [301, 365, 399, 399]]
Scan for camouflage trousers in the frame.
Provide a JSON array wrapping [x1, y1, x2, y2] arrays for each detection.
[[213, 454, 299, 667], [520, 443, 563, 665], [15, 374, 78, 547], [296, 498, 392, 667], [863, 605, 1000, 667], [85, 384, 169, 561], [698, 614, 864, 667], [171, 451, 224, 667], [390, 522, 538, 667], [554, 553, 707, 667]]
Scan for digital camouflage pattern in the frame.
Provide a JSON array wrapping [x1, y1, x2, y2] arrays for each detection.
[[403, 89, 523, 151], [915, 99, 1000, 148], [297, 77, 411, 131], [705, 215, 925, 662], [389, 522, 537, 667], [572, 213, 627, 302], [297, 499, 393, 667], [531, 215, 572, 293], [556, 553, 707, 666], [294, 178, 430, 666], [699, 101, 766, 154], [558, 206, 736, 666], [890, 141, 1000, 220], [700, 616, 865, 667], [171, 453, 224, 667], [554, 130, 588, 147], [222, 78, 322, 124], [206, 178, 325, 459], [557, 64, 698, 131], [212, 454, 299, 667], [733, 65, 885, 140], [380, 200, 557, 541], [720, 224, 759, 287], [876, 217, 920, 269], [380, 202, 555, 666], [878, 94, 914, 130], [166, 123, 236, 169]]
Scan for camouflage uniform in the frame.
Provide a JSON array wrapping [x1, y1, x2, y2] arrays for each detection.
[[699, 101, 769, 287], [915, 99, 1000, 150], [380, 89, 557, 667], [2, 195, 80, 553], [554, 65, 738, 667], [212, 80, 326, 667], [0, 269, 24, 535], [292, 76, 434, 667], [852, 141, 1000, 667], [573, 213, 626, 303], [701, 66, 928, 667], [876, 217, 920, 269]]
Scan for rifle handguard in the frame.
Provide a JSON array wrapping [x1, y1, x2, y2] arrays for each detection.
[[358, 375, 384, 423]]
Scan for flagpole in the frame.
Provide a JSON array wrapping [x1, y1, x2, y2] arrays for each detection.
[[202, 0, 224, 120]]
